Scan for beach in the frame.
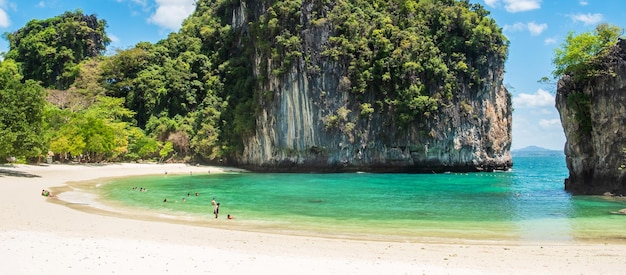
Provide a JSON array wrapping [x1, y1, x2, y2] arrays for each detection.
[[1, 163, 625, 274]]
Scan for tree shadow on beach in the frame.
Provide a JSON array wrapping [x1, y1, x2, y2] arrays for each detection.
[[0, 166, 41, 178]]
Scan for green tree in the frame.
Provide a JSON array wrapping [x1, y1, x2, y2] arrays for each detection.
[[0, 59, 47, 162], [49, 122, 86, 161], [46, 95, 147, 162], [100, 46, 151, 126], [129, 135, 160, 160], [159, 142, 174, 162], [552, 23, 623, 81], [5, 10, 110, 89]]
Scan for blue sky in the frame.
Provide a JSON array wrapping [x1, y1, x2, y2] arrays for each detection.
[[481, 0, 626, 150], [0, 0, 624, 150], [0, 0, 194, 53]]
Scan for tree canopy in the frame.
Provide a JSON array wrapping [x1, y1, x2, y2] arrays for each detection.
[[5, 10, 110, 90], [0, 59, 47, 161], [552, 23, 624, 81]]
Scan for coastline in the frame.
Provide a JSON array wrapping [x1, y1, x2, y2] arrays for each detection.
[[1, 163, 625, 274]]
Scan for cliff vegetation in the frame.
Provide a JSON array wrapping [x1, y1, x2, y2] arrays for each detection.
[[1, 1, 511, 172], [553, 23, 626, 194]]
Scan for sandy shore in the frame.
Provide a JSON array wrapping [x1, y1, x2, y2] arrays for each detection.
[[1, 163, 625, 274]]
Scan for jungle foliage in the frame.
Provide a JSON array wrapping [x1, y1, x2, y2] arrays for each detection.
[[1, 0, 507, 163], [5, 10, 110, 90]]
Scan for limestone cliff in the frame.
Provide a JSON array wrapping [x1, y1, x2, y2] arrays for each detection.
[[556, 40, 626, 195], [221, 0, 512, 172]]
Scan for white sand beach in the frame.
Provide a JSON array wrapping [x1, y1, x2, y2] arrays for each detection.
[[1, 163, 625, 274]]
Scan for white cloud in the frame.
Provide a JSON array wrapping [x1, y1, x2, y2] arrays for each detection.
[[117, 0, 147, 5], [503, 22, 525, 32], [527, 22, 547, 36], [0, 0, 16, 10], [504, 0, 541, 13], [0, 8, 9, 28], [512, 112, 565, 150], [108, 34, 120, 43], [569, 13, 604, 25], [483, 0, 541, 13], [539, 118, 561, 128], [513, 89, 554, 108], [512, 103, 565, 150], [544, 37, 557, 45], [148, 0, 195, 31], [0, 0, 15, 28], [503, 22, 547, 36], [579, 0, 588, 6], [36, 1, 45, 8], [484, 0, 499, 8]]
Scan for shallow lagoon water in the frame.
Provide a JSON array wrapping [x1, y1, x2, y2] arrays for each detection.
[[96, 152, 626, 242]]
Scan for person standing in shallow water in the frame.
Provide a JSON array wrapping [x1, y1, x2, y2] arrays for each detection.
[[214, 202, 220, 219], [211, 198, 217, 216]]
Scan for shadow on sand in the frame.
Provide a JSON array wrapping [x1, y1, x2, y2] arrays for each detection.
[[0, 165, 42, 178]]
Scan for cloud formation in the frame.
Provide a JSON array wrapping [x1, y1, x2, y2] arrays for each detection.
[[527, 22, 547, 36], [505, 0, 541, 13], [108, 34, 120, 43], [148, 0, 195, 31], [568, 13, 603, 25], [0, 0, 13, 28], [0, 8, 8, 28], [539, 118, 561, 128], [513, 89, 554, 108], [544, 37, 557, 45], [484, 0, 499, 7], [117, 0, 147, 5], [503, 21, 547, 36], [486, 0, 542, 13]]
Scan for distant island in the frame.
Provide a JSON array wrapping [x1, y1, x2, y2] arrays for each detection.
[[511, 146, 563, 156]]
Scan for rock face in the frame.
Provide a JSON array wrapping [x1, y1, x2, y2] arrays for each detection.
[[232, 0, 512, 172], [555, 40, 626, 195]]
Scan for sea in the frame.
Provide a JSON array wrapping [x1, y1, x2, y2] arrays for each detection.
[[93, 151, 626, 242]]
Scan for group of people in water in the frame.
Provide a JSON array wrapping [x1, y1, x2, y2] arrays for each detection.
[[163, 191, 199, 203], [210, 197, 234, 219], [157, 190, 234, 220]]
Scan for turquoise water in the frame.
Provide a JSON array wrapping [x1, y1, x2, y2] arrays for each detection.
[[97, 152, 626, 242]]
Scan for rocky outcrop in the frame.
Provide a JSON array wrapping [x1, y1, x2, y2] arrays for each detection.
[[555, 40, 626, 195], [231, 0, 512, 172]]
